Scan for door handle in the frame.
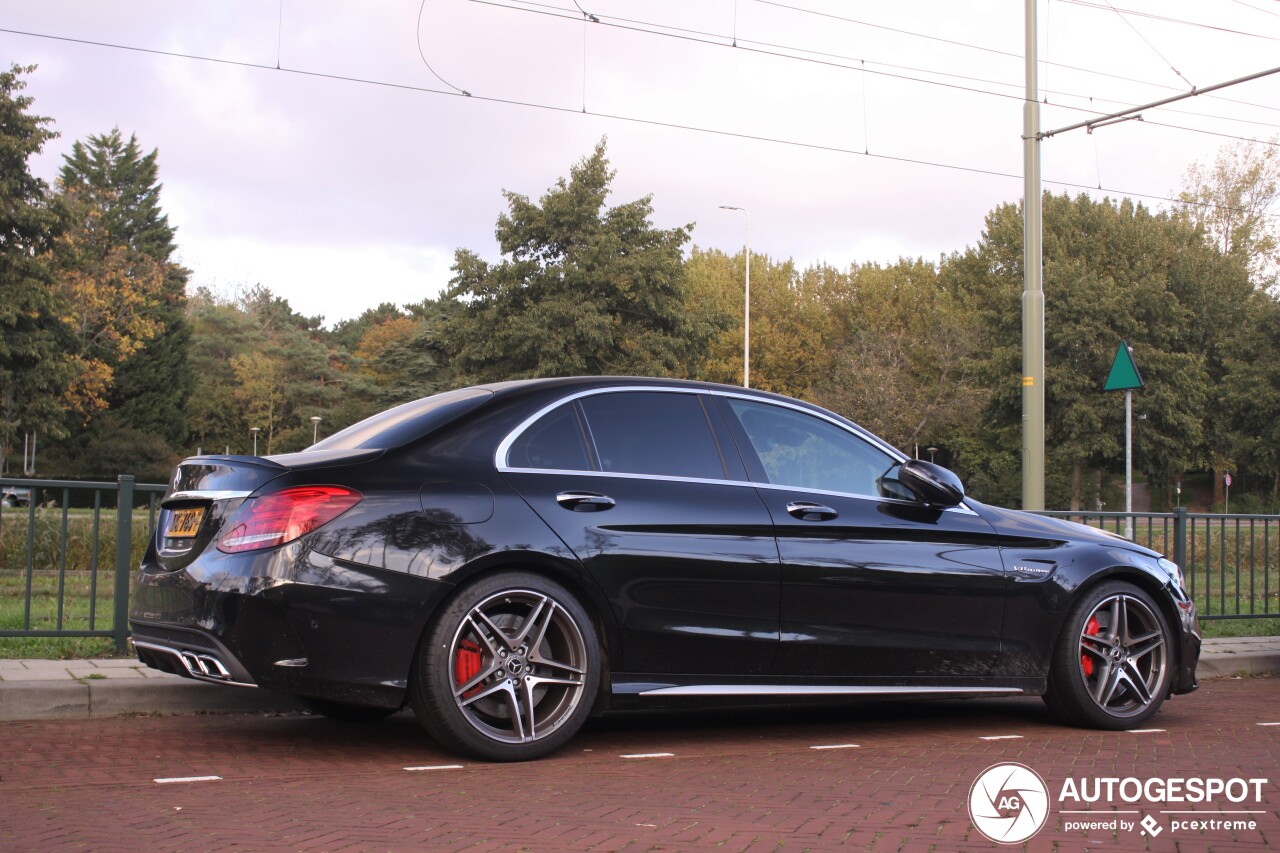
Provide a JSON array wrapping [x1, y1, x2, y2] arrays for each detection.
[[786, 501, 838, 521], [556, 491, 616, 512]]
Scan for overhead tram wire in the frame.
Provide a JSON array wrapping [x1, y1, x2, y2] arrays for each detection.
[[2, 26, 1275, 223], [718, 25, 1280, 130], [472, 0, 1031, 106], [1060, 0, 1280, 41], [722, 29, 1280, 132], [485, 0, 1280, 126], [474, 0, 1280, 142], [417, 0, 470, 95], [1229, 0, 1280, 20], [749, 0, 1280, 115], [1137, 119, 1279, 146], [1097, 0, 1195, 90]]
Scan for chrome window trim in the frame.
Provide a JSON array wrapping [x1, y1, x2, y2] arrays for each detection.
[[495, 385, 977, 516]]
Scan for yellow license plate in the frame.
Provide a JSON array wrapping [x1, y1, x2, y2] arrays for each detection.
[[167, 508, 205, 538]]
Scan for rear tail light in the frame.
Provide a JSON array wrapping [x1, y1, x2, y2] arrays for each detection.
[[218, 486, 361, 554]]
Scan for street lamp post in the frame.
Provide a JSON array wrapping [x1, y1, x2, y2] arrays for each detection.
[[310, 416, 322, 445], [250, 427, 261, 456], [719, 205, 750, 388]]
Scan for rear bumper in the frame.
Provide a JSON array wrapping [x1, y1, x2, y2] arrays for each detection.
[[130, 544, 452, 709]]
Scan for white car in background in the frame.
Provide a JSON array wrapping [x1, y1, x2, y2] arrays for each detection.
[[1, 485, 32, 507]]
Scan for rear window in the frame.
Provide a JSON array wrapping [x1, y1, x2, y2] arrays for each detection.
[[506, 403, 592, 471], [312, 388, 494, 451]]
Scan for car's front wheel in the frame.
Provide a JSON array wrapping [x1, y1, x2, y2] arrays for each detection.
[[1044, 580, 1173, 729], [412, 571, 600, 761]]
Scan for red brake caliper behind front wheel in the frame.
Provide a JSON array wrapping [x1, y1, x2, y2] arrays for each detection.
[[1081, 615, 1101, 677], [454, 639, 483, 698]]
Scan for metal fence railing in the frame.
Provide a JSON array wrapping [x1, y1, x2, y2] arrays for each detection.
[[1037, 508, 1280, 621], [2, 483, 1275, 653], [0, 476, 167, 651]]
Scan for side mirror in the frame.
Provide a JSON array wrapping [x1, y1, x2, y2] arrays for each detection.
[[897, 459, 965, 508]]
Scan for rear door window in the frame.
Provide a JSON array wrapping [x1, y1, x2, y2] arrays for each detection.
[[579, 392, 726, 480]]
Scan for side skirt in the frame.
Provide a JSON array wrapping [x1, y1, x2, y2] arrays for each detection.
[[635, 684, 1025, 697]]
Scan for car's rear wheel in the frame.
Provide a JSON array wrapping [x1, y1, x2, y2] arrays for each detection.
[[1044, 580, 1173, 729], [412, 571, 600, 761], [295, 696, 400, 722]]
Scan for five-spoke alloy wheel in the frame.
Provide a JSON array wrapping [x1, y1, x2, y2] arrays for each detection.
[[1045, 580, 1174, 729], [412, 571, 600, 761]]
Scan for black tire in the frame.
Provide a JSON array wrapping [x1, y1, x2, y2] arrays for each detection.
[[1044, 580, 1173, 729], [296, 696, 399, 723], [411, 571, 600, 762]]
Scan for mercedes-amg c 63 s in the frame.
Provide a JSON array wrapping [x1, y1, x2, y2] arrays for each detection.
[[132, 377, 1200, 761]]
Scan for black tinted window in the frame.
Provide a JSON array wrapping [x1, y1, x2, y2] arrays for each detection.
[[507, 404, 592, 471], [313, 388, 493, 450], [727, 399, 895, 495], [580, 392, 725, 479]]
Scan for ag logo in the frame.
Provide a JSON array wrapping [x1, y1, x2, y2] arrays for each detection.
[[968, 762, 1050, 844]]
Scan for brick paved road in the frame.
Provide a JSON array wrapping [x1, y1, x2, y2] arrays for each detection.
[[1, 676, 1276, 852]]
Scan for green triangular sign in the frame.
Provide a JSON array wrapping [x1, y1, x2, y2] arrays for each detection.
[[1104, 341, 1144, 391]]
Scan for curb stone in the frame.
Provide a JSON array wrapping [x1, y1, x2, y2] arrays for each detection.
[[1, 638, 1276, 722]]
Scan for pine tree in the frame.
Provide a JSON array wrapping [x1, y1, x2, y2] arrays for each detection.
[[57, 128, 193, 462], [0, 65, 70, 475]]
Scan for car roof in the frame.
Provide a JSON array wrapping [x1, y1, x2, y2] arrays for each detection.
[[314, 376, 878, 455], [479, 375, 829, 413]]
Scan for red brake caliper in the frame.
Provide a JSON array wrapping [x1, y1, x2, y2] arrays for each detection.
[[454, 639, 483, 698], [1081, 615, 1101, 677]]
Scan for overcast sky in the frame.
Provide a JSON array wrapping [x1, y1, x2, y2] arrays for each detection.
[[2, 0, 1278, 325]]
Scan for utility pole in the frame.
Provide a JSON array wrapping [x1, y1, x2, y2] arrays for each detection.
[[1022, 0, 1045, 511]]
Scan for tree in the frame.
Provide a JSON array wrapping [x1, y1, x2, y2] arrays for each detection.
[[816, 258, 987, 457], [57, 128, 193, 449], [353, 313, 449, 405], [685, 248, 828, 397], [444, 140, 718, 382], [331, 302, 414, 353], [1217, 292, 1280, 499], [950, 193, 1221, 509], [186, 286, 352, 456], [1177, 138, 1280, 292], [51, 198, 167, 420], [327, 299, 453, 410], [0, 65, 70, 475]]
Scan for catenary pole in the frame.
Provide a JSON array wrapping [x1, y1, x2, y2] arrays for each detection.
[[1022, 0, 1045, 510]]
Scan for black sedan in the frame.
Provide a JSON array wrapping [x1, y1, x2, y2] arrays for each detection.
[[131, 377, 1199, 761]]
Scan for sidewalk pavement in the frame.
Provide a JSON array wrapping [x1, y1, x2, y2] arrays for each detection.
[[1, 637, 1276, 722]]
